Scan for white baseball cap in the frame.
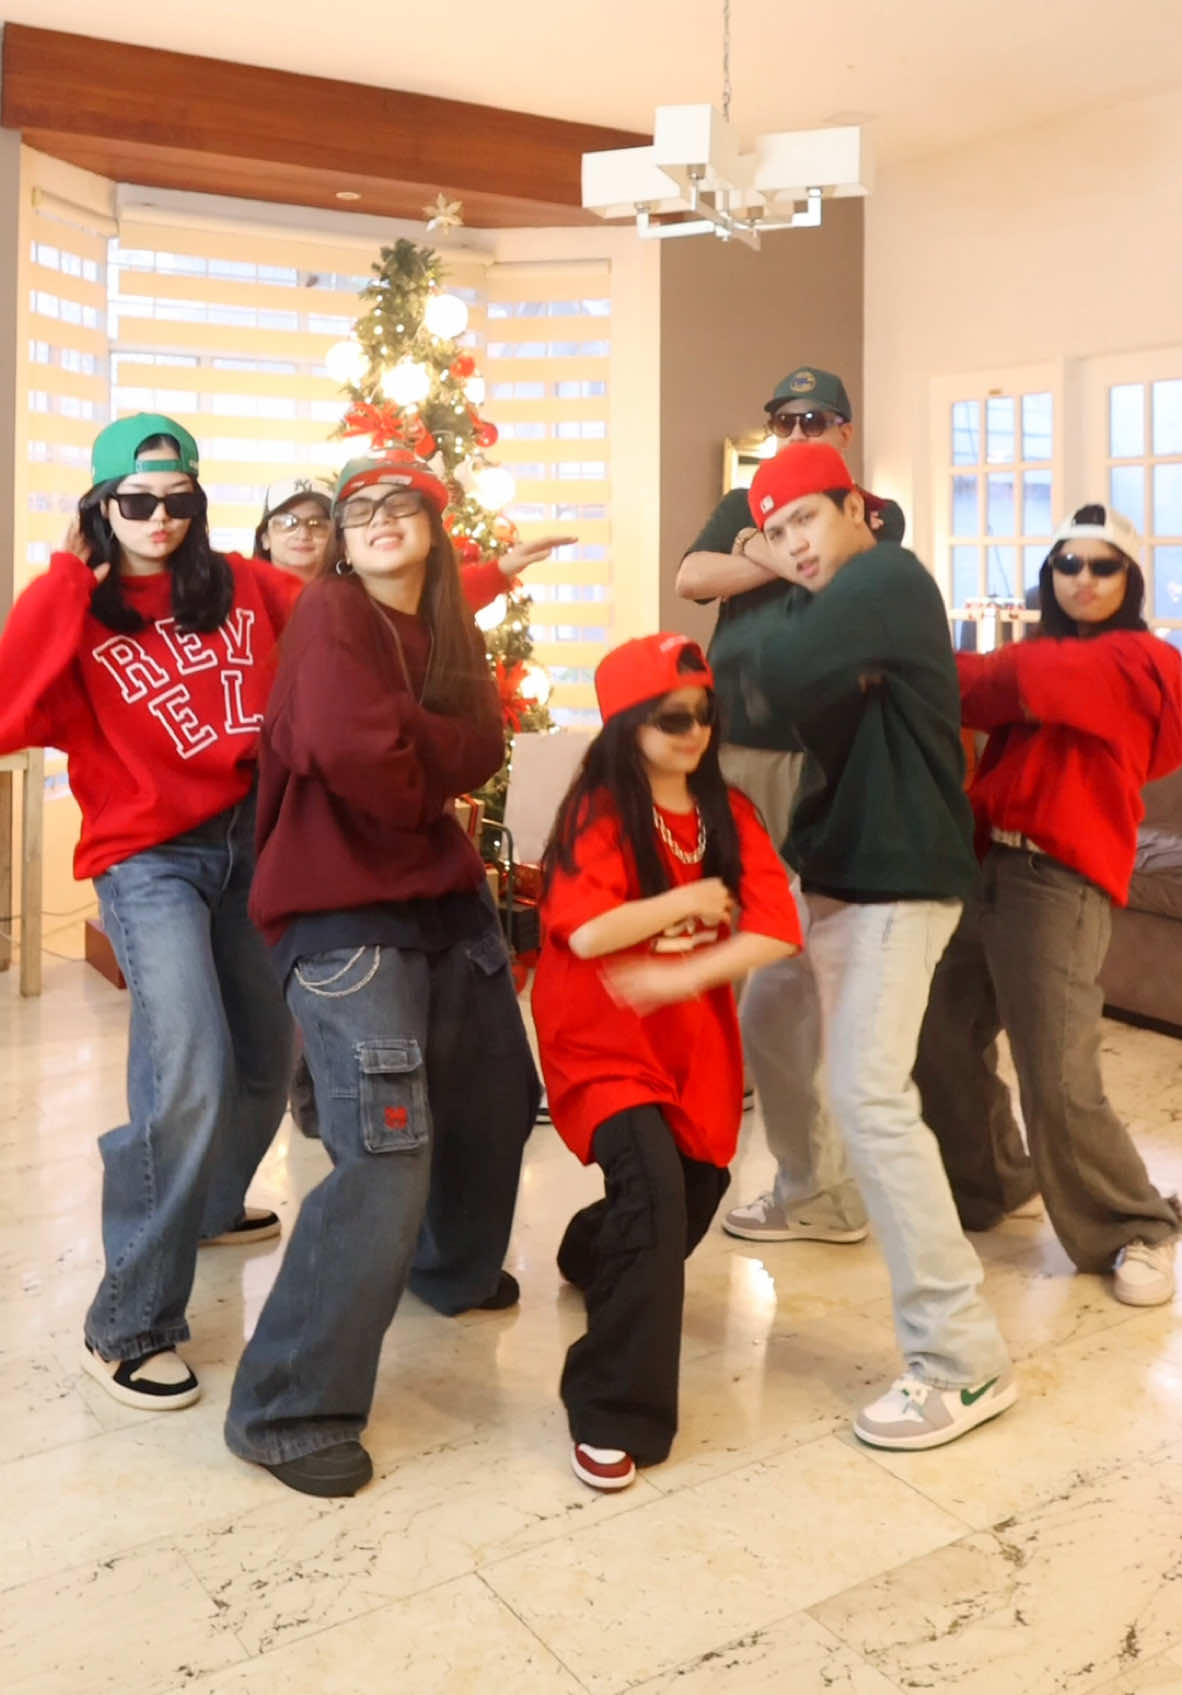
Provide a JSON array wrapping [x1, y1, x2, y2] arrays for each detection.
[[262, 476, 333, 520], [1050, 505, 1142, 567]]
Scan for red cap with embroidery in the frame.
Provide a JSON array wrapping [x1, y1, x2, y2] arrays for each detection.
[[595, 633, 714, 723], [749, 441, 854, 530]]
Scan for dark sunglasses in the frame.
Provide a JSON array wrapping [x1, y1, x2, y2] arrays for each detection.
[[646, 701, 716, 736], [769, 408, 844, 440], [110, 489, 205, 521], [339, 489, 426, 528], [1051, 552, 1127, 579]]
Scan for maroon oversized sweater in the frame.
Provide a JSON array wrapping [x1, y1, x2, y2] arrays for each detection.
[[248, 573, 505, 948]]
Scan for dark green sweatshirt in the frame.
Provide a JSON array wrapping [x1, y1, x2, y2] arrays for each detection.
[[710, 541, 976, 901]]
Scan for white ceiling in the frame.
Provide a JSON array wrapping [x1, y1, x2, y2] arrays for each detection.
[[7, 0, 1182, 165]]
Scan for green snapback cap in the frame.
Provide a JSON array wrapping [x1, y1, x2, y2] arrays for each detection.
[[91, 413, 200, 485], [764, 366, 852, 420]]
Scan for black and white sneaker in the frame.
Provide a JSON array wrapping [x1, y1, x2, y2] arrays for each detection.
[[82, 1341, 200, 1410], [200, 1207, 281, 1247]]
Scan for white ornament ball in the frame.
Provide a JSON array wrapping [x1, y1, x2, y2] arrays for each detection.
[[325, 338, 366, 385], [383, 360, 432, 407], [473, 465, 516, 510], [423, 292, 469, 339]]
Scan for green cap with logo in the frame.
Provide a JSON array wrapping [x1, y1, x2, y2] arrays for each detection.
[[91, 413, 200, 486], [764, 366, 852, 421]]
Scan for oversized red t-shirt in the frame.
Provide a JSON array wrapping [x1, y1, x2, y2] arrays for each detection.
[[531, 788, 801, 1168]]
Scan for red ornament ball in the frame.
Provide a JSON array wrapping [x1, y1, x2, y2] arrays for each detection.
[[475, 422, 499, 449], [449, 354, 476, 379]]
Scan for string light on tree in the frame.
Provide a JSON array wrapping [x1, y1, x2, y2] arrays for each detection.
[[328, 219, 553, 821]]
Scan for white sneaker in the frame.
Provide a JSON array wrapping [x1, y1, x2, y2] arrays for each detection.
[[854, 1369, 1017, 1451], [82, 1341, 200, 1411], [1114, 1239, 1177, 1307], [570, 1443, 636, 1491], [722, 1190, 868, 1244]]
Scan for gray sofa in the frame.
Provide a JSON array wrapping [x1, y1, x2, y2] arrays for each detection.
[[1100, 768, 1182, 1034]]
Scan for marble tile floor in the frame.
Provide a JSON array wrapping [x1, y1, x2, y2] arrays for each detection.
[[2, 957, 1182, 1693]]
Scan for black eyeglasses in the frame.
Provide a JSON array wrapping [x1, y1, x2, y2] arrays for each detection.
[[647, 701, 716, 736], [339, 490, 426, 528], [268, 512, 331, 534], [769, 409, 844, 440], [110, 490, 205, 521], [1051, 552, 1127, 579]]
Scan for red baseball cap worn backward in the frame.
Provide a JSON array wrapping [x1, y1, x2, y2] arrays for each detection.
[[334, 449, 449, 516], [595, 633, 714, 723], [749, 441, 854, 530]]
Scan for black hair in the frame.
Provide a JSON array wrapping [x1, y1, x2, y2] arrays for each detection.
[[81, 435, 234, 634], [252, 489, 333, 560], [541, 646, 743, 901], [1037, 503, 1148, 639]]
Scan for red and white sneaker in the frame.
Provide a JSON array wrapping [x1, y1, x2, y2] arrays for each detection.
[[570, 1442, 636, 1491]]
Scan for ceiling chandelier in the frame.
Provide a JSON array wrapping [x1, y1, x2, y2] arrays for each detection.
[[581, 0, 872, 250]]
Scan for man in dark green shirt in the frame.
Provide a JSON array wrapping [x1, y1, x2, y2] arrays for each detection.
[[711, 441, 1015, 1452], [678, 365, 902, 1253]]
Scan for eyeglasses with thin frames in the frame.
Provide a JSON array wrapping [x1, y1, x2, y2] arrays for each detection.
[[268, 512, 331, 535]]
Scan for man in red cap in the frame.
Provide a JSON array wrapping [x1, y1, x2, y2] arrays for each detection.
[[710, 442, 1015, 1451], [677, 366, 899, 1253]]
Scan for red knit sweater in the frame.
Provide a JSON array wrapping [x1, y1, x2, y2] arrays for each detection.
[[0, 551, 300, 878], [248, 573, 505, 945], [957, 631, 1182, 903]]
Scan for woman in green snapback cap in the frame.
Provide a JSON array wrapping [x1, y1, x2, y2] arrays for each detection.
[[0, 412, 303, 1412]]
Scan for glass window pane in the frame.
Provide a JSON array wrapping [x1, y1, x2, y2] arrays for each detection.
[[951, 475, 979, 536], [951, 401, 980, 466], [1155, 546, 1182, 621], [1153, 464, 1182, 536], [952, 544, 980, 606], [1024, 543, 1048, 594], [1153, 381, 1182, 457], [986, 473, 1015, 535], [1110, 464, 1145, 533], [1109, 384, 1145, 458], [1021, 392, 1053, 461], [987, 545, 1017, 598], [986, 397, 1015, 464], [1022, 470, 1053, 537]]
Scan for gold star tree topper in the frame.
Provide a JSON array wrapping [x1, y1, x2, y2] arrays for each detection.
[[424, 194, 464, 232]]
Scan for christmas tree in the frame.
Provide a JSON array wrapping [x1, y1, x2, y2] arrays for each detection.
[[326, 231, 552, 820]]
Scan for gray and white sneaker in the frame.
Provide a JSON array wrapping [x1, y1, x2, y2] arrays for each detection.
[[722, 1190, 868, 1244], [854, 1369, 1017, 1451]]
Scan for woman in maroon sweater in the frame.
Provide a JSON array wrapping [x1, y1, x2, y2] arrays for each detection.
[[923, 505, 1182, 1304], [226, 449, 539, 1498]]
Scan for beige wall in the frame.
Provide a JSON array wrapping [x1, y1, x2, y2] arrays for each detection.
[[657, 198, 865, 645], [864, 87, 1182, 562]]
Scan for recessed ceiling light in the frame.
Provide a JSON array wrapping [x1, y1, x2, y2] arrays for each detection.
[[335, 190, 361, 202]]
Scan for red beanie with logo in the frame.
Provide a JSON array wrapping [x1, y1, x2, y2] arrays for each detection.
[[595, 633, 714, 723], [749, 441, 853, 530]]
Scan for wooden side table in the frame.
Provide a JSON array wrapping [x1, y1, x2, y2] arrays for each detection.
[[0, 749, 44, 997]]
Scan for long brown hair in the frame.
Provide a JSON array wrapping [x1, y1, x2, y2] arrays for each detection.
[[325, 500, 491, 716]]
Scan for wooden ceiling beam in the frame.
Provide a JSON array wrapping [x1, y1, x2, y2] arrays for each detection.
[[2, 24, 649, 227]]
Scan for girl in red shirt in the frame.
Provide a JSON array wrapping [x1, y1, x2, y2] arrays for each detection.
[[0, 413, 300, 1413], [533, 634, 801, 1491], [926, 505, 1182, 1303]]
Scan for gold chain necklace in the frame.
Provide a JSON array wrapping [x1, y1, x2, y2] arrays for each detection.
[[652, 805, 706, 865]]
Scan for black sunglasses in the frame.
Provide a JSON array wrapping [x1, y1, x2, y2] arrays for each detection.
[[769, 409, 844, 440], [339, 489, 426, 528], [110, 489, 205, 521], [647, 701, 717, 736], [1051, 552, 1127, 579]]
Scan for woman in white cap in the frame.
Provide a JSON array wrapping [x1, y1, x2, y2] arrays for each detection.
[[938, 504, 1182, 1304], [253, 478, 335, 583]]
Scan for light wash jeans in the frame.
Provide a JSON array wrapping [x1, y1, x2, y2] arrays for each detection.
[[739, 879, 868, 1231], [806, 895, 1010, 1388], [225, 916, 539, 1467], [86, 792, 292, 1361]]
